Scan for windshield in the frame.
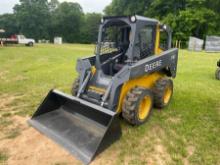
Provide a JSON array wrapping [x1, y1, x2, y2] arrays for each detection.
[[19, 35, 26, 39], [96, 22, 131, 55]]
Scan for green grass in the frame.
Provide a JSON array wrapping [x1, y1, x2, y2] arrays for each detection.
[[0, 118, 13, 127], [0, 44, 220, 165], [0, 150, 8, 164], [4, 128, 21, 139]]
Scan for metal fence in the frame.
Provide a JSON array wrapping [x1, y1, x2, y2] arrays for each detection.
[[188, 36, 204, 51], [205, 36, 220, 52]]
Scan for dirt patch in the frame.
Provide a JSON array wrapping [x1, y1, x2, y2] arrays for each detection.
[[0, 94, 24, 114], [13, 75, 27, 81], [91, 147, 120, 165], [0, 94, 16, 111], [0, 70, 9, 81], [0, 70, 26, 82], [0, 116, 81, 165], [135, 125, 171, 165], [143, 141, 171, 165], [154, 143, 171, 165], [183, 145, 195, 165], [187, 146, 195, 156], [166, 116, 181, 124], [3, 116, 29, 139], [146, 144, 171, 165]]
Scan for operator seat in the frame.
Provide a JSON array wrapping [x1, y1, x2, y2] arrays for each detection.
[[112, 28, 131, 73], [112, 53, 128, 73]]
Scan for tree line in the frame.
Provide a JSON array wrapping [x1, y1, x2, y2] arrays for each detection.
[[0, 0, 219, 44], [105, 0, 220, 43], [0, 0, 101, 43]]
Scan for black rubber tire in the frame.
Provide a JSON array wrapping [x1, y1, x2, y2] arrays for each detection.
[[122, 86, 153, 125], [215, 68, 220, 80], [28, 42, 34, 47], [153, 78, 173, 109], [71, 77, 80, 96]]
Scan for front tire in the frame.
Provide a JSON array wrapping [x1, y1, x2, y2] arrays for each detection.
[[27, 42, 34, 47], [153, 78, 173, 108], [122, 87, 153, 125], [215, 68, 220, 80]]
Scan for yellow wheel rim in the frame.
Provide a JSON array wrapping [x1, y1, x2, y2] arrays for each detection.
[[163, 86, 172, 104], [138, 96, 152, 120]]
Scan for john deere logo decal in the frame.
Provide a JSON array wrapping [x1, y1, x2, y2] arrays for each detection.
[[145, 60, 162, 72]]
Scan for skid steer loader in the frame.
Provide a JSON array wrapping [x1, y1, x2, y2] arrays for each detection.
[[216, 60, 220, 80], [29, 15, 178, 164]]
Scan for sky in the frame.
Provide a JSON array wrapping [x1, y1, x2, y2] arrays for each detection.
[[0, 0, 112, 14]]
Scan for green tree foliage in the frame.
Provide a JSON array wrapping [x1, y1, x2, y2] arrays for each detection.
[[105, 0, 220, 42], [0, 14, 19, 37], [163, 8, 218, 41], [14, 0, 50, 40], [1, 0, 219, 44], [80, 13, 102, 43], [104, 0, 151, 16], [50, 2, 84, 43], [0, 0, 102, 43]]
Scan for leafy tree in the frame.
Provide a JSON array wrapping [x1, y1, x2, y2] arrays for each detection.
[[51, 2, 84, 43], [105, 0, 220, 43], [1, 0, 219, 44], [0, 14, 19, 37], [14, 0, 50, 40], [163, 8, 217, 41], [105, 0, 151, 16], [80, 13, 102, 43]]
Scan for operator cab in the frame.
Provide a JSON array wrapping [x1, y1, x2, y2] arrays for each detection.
[[96, 19, 131, 75], [80, 15, 174, 108], [95, 15, 172, 76]]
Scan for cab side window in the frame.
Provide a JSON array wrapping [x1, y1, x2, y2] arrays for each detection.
[[159, 30, 168, 50], [139, 26, 155, 59]]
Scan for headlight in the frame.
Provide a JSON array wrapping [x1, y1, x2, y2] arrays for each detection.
[[130, 16, 136, 23], [163, 25, 167, 30]]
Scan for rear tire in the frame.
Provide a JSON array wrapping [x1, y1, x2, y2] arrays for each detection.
[[122, 87, 153, 125], [215, 68, 220, 80], [71, 77, 80, 96], [153, 78, 173, 108]]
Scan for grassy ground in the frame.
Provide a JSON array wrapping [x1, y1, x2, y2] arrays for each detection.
[[0, 44, 220, 165]]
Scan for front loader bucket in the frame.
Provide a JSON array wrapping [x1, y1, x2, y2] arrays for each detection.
[[28, 89, 121, 164]]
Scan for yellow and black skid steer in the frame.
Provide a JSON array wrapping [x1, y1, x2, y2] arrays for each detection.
[[29, 15, 178, 164]]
